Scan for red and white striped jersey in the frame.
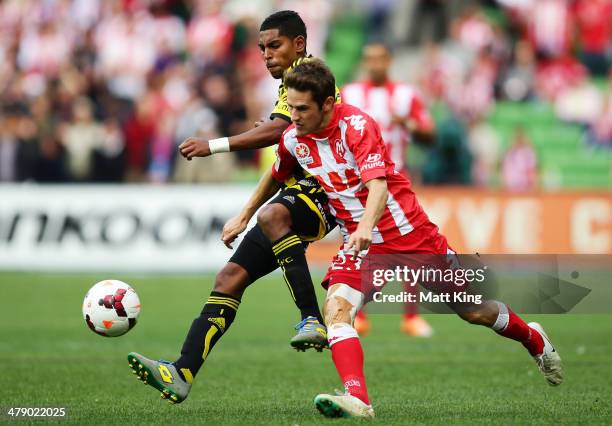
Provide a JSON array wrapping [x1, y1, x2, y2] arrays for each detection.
[[341, 80, 433, 171], [272, 103, 430, 244]]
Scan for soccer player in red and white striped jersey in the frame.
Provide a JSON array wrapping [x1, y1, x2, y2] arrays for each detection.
[[341, 42, 435, 175], [268, 60, 562, 418], [273, 103, 429, 245], [342, 42, 436, 336]]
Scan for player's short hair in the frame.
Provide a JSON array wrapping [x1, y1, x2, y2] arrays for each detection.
[[260, 10, 307, 40], [284, 59, 335, 109]]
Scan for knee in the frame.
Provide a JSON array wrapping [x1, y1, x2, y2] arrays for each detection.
[[213, 263, 248, 299], [323, 295, 353, 327], [257, 203, 292, 239], [458, 308, 491, 326], [456, 300, 499, 326], [323, 284, 363, 327], [324, 295, 360, 346]]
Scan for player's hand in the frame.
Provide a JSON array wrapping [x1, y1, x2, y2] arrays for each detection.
[[346, 225, 372, 258], [179, 137, 211, 160], [221, 215, 248, 249], [254, 119, 265, 128], [391, 114, 407, 127]]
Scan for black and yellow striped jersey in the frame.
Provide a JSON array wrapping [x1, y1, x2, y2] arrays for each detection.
[[270, 55, 341, 187]]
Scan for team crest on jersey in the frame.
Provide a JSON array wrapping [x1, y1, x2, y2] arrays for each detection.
[[334, 139, 346, 157], [294, 143, 313, 165]]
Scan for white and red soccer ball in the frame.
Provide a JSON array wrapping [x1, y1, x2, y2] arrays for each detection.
[[82, 280, 141, 337]]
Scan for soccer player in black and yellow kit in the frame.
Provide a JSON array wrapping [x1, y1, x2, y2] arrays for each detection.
[[127, 11, 340, 404]]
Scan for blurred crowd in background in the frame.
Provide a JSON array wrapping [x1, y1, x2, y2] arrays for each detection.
[[0, 0, 610, 189]]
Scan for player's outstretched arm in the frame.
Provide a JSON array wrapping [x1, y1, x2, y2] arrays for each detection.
[[346, 178, 388, 256], [408, 119, 436, 145], [404, 93, 436, 145], [179, 117, 290, 160], [221, 169, 281, 248]]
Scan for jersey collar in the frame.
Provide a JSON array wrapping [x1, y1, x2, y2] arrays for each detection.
[[309, 104, 341, 141]]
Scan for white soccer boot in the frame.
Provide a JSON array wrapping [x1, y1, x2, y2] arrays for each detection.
[[314, 391, 375, 418], [528, 322, 563, 386]]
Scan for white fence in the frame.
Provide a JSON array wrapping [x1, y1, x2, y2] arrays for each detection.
[[0, 184, 256, 272]]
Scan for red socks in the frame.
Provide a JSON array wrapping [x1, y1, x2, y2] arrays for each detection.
[[355, 309, 367, 321], [330, 338, 370, 405], [497, 308, 544, 356]]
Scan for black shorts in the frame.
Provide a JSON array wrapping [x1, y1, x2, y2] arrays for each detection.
[[229, 182, 336, 283], [272, 182, 335, 242]]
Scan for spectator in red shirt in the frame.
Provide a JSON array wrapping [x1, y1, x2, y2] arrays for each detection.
[[536, 54, 588, 102], [123, 96, 155, 181], [572, 0, 612, 76]]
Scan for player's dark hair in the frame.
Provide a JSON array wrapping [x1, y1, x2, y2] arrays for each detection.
[[284, 59, 335, 109], [260, 10, 307, 41], [364, 40, 393, 55]]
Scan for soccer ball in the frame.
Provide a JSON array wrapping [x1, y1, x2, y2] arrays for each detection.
[[82, 280, 141, 337]]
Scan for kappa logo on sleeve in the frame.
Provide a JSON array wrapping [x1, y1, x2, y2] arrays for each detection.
[[344, 114, 366, 135]]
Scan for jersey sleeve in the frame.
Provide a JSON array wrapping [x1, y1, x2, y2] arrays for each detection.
[[271, 133, 298, 183], [408, 92, 434, 132], [346, 115, 388, 183], [269, 84, 292, 122]]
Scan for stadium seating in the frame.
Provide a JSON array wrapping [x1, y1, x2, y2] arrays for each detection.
[[324, 14, 365, 86], [489, 102, 611, 189]]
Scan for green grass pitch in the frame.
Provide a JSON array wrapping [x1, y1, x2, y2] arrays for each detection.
[[1, 272, 611, 425]]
